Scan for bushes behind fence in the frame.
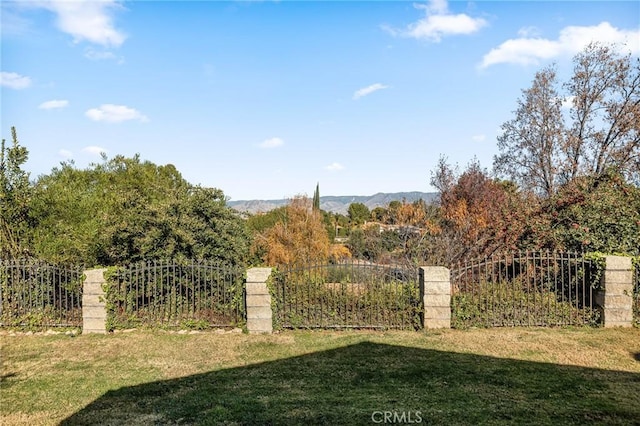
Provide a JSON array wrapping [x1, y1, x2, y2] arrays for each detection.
[[103, 260, 245, 330], [0, 260, 83, 330], [271, 263, 422, 330]]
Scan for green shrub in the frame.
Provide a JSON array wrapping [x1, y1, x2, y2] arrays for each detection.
[[104, 261, 245, 331], [272, 265, 421, 330], [452, 279, 600, 329]]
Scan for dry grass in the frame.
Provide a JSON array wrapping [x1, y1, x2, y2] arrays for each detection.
[[1, 327, 639, 425]]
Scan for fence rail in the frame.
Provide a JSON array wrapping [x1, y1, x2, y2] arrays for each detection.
[[104, 260, 245, 330], [0, 260, 84, 329], [634, 261, 639, 328], [2, 254, 633, 332], [450, 251, 600, 328], [272, 261, 421, 330]]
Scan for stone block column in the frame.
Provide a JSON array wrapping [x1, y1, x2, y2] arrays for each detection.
[[419, 266, 451, 329], [82, 268, 107, 334], [595, 256, 634, 327], [246, 268, 273, 334]]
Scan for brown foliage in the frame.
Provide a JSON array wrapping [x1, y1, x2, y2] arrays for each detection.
[[253, 196, 330, 266], [431, 159, 537, 263]]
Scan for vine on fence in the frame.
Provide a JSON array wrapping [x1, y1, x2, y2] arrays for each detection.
[[0, 260, 83, 330], [450, 252, 602, 329], [272, 263, 422, 330], [103, 261, 245, 331], [451, 279, 601, 329]]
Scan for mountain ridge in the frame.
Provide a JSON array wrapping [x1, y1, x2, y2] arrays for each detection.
[[228, 191, 437, 215]]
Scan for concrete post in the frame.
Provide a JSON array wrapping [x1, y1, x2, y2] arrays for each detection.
[[246, 268, 273, 334], [419, 266, 451, 329], [595, 256, 634, 328], [82, 268, 107, 334]]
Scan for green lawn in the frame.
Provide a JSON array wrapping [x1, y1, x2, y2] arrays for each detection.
[[1, 328, 639, 425]]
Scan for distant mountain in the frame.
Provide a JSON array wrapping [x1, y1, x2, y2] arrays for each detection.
[[228, 191, 438, 215]]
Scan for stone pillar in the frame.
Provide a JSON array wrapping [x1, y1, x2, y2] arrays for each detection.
[[596, 256, 633, 328], [82, 268, 107, 334], [246, 268, 273, 334], [419, 266, 451, 329]]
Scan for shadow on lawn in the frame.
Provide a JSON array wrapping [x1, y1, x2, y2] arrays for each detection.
[[61, 342, 640, 426]]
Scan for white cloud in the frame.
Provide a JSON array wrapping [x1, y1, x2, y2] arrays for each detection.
[[0, 71, 32, 89], [480, 22, 640, 69], [472, 134, 486, 142], [38, 99, 69, 110], [385, 0, 487, 42], [259, 137, 284, 149], [84, 47, 118, 61], [58, 149, 73, 159], [85, 104, 148, 123], [326, 162, 345, 172], [353, 83, 389, 100], [37, 0, 127, 47], [518, 26, 542, 38], [82, 146, 107, 156]]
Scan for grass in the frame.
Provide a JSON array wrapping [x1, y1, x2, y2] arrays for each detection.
[[1, 328, 639, 425]]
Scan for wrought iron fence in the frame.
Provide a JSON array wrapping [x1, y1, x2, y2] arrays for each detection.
[[634, 261, 639, 328], [450, 251, 600, 328], [0, 260, 84, 329], [105, 260, 245, 330], [272, 261, 421, 330]]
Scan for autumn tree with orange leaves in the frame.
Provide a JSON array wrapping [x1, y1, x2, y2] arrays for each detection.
[[252, 196, 330, 266], [429, 158, 535, 264]]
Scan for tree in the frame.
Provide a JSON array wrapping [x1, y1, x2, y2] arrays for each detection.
[[564, 43, 640, 184], [430, 159, 533, 263], [253, 196, 330, 266], [30, 155, 251, 266], [542, 171, 640, 254], [347, 227, 382, 261], [347, 202, 370, 225], [177, 187, 252, 264], [246, 207, 288, 234], [0, 127, 33, 259], [494, 43, 640, 195], [371, 207, 387, 222], [494, 66, 565, 197], [312, 182, 320, 211]]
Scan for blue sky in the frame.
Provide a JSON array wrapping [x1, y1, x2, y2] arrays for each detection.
[[2, 1, 639, 201]]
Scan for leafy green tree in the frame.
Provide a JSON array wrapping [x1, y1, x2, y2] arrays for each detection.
[[246, 207, 288, 235], [542, 171, 640, 255], [321, 211, 337, 242], [348, 202, 370, 225], [31, 155, 250, 266], [347, 228, 379, 261], [323, 212, 350, 240], [0, 127, 33, 259], [177, 187, 252, 264], [30, 162, 105, 264], [371, 207, 387, 222]]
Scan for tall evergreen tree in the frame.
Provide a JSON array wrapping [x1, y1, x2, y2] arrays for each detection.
[[313, 182, 320, 211]]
